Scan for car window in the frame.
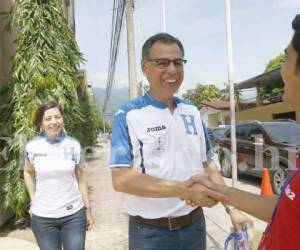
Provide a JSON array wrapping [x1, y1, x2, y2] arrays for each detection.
[[262, 122, 300, 145], [236, 125, 249, 140], [225, 125, 247, 139], [247, 124, 263, 141], [212, 128, 227, 138]]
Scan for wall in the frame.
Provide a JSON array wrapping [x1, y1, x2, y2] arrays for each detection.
[[207, 111, 229, 127], [236, 102, 300, 123], [0, 0, 17, 85]]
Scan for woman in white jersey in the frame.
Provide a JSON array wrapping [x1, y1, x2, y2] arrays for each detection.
[[24, 101, 93, 250]]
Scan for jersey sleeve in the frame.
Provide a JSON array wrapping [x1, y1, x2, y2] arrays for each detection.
[[25, 142, 34, 164], [109, 109, 133, 168], [202, 122, 214, 161], [74, 142, 82, 165]]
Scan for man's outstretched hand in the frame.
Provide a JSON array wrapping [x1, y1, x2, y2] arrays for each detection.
[[180, 175, 229, 207], [184, 175, 253, 231]]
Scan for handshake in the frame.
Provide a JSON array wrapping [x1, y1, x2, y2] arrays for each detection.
[[181, 175, 253, 231], [180, 174, 229, 208]]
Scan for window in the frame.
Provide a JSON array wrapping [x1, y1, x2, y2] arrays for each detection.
[[247, 124, 263, 141], [236, 125, 249, 140]]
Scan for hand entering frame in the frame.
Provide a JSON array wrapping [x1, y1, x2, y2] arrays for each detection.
[[182, 175, 229, 207]]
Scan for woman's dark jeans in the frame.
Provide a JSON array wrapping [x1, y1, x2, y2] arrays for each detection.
[[31, 207, 86, 250]]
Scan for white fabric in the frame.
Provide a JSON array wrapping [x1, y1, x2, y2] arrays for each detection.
[[110, 94, 207, 218], [26, 134, 83, 218]]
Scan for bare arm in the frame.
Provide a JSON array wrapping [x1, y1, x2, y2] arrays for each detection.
[[111, 167, 185, 197], [199, 162, 253, 230], [75, 165, 94, 230], [111, 167, 228, 206], [75, 165, 91, 207], [189, 175, 277, 222], [204, 160, 225, 185], [220, 185, 277, 222], [23, 159, 35, 201]]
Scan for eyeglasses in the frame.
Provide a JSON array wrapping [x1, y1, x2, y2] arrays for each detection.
[[147, 58, 187, 69]]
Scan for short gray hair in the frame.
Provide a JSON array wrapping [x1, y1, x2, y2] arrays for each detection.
[[141, 33, 185, 62]]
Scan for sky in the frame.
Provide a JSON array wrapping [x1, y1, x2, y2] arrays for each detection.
[[75, 0, 299, 96]]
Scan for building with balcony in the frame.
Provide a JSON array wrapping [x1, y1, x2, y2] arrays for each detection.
[[235, 67, 300, 123]]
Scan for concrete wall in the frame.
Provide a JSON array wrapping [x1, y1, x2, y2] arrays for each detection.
[[0, 209, 12, 227], [236, 102, 300, 122], [207, 113, 219, 127], [61, 0, 75, 31], [200, 106, 230, 127], [207, 111, 230, 127], [0, 0, 17, 86], [0, 0, 74, 87]]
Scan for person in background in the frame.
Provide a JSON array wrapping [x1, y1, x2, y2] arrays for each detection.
[[24, 101, 93, 250]]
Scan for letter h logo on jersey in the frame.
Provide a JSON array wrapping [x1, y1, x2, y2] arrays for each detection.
[[180, 114, 198, 135], [64, 146, 76, 162]]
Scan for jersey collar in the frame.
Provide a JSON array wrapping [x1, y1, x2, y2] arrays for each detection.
[[145, 91, 179, 109], [40, 132, 66, 144]]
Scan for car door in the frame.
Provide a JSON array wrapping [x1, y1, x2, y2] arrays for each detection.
[[241, 124, 265, 174], [235, 124, 252, 171]]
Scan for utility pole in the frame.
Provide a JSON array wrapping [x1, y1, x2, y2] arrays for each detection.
[[125, 0, 138, 99], [162, 0, 166, 32], [225, 0, 238, 187], [102, 115, 106, 136]]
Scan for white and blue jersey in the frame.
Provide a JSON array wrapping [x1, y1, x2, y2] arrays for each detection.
[[109, 92, 213, 219], [26, 133, 84, 218]]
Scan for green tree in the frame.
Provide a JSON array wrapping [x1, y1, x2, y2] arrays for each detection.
[[0, 0, 100, 217], [265, 53, 285, 72], [182, 84, 221, 110], [258, 53, 285, 98]]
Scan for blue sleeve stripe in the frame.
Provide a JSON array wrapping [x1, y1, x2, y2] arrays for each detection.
[[109, 109, 133, 166], [138, 140, 145, 173], [202, 122, 213, 156]]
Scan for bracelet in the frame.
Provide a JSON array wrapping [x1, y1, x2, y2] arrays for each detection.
[[225, 206, 233, 214], [84, 205, 92, 209], [222, 204, 234, 214]]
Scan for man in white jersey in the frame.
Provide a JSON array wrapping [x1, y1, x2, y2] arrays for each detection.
[[109, 33, 240, 250]]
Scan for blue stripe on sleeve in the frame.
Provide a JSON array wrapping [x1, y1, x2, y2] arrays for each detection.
[[109, 109, 132, 167], [202, 122, 214, 161]]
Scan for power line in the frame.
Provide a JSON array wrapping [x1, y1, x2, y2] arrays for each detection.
[[103, 0, 126, 114]]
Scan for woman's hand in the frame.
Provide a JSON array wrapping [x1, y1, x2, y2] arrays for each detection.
[[86, 208, 94, 231], [29, 203, 33, 218], [228, 208, 253, 232]]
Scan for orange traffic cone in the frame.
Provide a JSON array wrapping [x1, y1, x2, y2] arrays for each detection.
[[261, 168, 274, 196]]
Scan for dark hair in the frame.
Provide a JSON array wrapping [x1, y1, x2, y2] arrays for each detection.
[[35, 101, 63, 130], [141, 33, 185, 62], [292, 15, 300, 70]]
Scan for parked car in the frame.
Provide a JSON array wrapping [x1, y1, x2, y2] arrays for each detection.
[[207, 126, 229, 150], [218, 120, 300, 194]]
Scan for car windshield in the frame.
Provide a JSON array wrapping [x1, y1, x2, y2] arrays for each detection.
[[212, 128, 227, 137], [262, 122, 300, 145]]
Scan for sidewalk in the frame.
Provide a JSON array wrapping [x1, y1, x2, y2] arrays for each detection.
[[0, 142, 267, 249], [204, 178, 267, 249], [86, 143, 267, 249]]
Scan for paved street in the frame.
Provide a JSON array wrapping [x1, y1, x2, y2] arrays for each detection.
[[0, 141, 267, 249], [86, 142, 222, 249]]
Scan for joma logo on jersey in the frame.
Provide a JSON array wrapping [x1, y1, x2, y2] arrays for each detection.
[[147, 125, 167, 133], [33, 153, 47, 157]]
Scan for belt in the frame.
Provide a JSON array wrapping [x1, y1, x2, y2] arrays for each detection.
[[129, 207, 203, 231]]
